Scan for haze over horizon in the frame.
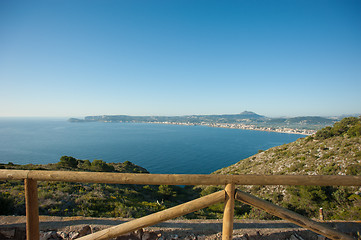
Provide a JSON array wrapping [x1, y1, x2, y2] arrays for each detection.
[[1, 1, 360, 118], [68, 110, 359, 119]]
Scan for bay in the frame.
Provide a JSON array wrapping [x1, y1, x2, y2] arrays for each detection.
[[0, 118, 304, 174]]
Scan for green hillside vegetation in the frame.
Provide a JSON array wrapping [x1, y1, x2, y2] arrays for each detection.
[[213, 116, 361, 220], [0, 157, 280, 219], [0, 158, 198, 218]]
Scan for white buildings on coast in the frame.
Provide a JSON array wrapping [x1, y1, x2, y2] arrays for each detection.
[[152, 121, 316, 135]]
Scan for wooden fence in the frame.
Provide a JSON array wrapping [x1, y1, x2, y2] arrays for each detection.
[[1, 169, 360, 240]]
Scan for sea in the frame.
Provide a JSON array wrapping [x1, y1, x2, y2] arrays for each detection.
[[0, 118, 305, 174]]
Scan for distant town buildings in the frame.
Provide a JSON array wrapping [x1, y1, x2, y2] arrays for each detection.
[[152, 121, 316, 135]]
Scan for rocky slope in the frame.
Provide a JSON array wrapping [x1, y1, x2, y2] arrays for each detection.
[[212, 117, 361, 220], [214, 134, 361, 176]]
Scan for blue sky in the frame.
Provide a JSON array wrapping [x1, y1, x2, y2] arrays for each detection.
[[0, 0, 360, 117]]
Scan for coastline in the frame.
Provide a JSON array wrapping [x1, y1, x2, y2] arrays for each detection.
[[72, 118, 316, 135], [149, 121, 315, 135]]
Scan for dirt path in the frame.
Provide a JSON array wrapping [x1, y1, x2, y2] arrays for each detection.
[[1, 216, 360, 239]]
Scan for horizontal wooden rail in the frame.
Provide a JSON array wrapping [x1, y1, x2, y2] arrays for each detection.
[[77, 190, 226, 240], [235, 190, 354, 240], [1, 170, 361, 186]]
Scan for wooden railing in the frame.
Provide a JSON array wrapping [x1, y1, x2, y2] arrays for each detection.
[[1, 169, 360, 240]]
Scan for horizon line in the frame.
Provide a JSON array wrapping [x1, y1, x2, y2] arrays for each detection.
[[1, 112, 360, 119]]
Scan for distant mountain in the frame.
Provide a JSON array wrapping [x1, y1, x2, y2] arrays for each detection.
[[238, 110, 266, 119], [209, 111, 266, 119]]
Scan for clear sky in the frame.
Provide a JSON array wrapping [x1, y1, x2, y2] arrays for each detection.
[[1, 0, 360, 118]]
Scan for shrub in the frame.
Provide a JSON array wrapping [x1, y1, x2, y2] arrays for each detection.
[[58, 156, 78, 168], [346, 164, 361, 175], [0, 192, 15, 215], [347, 123, 361, 137], [77, 160, 91, 170], [315, 126, 333, 140], [158, 185, 176, 199], [91, 160, 115, 172]]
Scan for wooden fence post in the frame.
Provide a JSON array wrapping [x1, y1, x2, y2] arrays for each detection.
[[222, 183, 235, 240], [25, 179, 39, 240]]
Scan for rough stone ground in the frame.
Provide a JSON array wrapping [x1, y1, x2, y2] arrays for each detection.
[[0, 216, 360, 240]]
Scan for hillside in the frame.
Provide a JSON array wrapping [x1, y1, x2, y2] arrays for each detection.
[[0, 158, 198, 218], [214, 118, 361, 176], [213, 116, 361, 220]]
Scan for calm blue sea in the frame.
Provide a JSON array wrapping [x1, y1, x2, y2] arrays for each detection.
[[0, 118, 304, 174]]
